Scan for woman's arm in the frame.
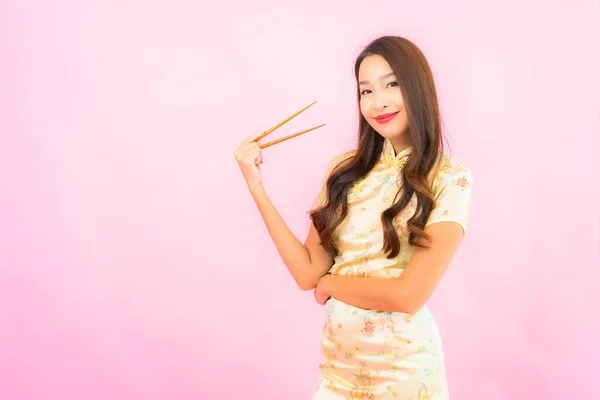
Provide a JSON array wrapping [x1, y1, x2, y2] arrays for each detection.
[[250, 185, 333, 290], [235, 131, 356, 291], [235, 132, 333, 291], [315, 221, 465, 313]]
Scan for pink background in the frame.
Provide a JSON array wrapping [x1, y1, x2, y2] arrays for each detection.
[[1, 1, 599, 399]]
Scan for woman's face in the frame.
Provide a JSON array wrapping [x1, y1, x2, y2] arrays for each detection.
[[358, 55, 409, 142]]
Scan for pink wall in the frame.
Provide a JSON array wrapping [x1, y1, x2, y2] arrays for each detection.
[[1, 1, 599, 399]]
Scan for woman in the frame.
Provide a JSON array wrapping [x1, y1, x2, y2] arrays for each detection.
[[234, 35, 472, 399]]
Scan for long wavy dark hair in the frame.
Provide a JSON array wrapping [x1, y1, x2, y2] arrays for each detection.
[[309, 36, 445, 259]]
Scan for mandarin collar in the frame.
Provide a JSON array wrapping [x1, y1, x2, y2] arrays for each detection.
[[381, 137, 412, 169]]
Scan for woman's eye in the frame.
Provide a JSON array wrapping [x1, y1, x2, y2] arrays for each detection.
[[360, 89, 372, 95], [387, 81, 399, 88]]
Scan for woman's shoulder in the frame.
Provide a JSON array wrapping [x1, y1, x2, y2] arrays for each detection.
[[325, 149, 357, 175], [435, 152, 470, 175], [429, 152, 472, 191]]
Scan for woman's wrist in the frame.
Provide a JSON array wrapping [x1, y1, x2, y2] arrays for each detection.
[[248, 183, 265, 197]]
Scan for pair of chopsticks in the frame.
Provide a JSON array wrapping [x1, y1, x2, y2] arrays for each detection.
[[254, 101, 326, 149]]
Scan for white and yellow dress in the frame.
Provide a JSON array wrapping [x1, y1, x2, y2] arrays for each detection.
[[312, 138, 472, 400]]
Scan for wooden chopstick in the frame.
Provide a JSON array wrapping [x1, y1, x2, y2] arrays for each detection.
[[254, 100, 318, 143], [259, 123, 326, 149]]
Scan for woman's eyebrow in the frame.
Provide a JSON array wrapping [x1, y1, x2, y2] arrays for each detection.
[[359, 72, 396, 85]]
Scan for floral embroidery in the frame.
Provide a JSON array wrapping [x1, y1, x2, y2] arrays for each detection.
[[349, 177, 369, 198], [456, 176, 469, 189], [362, 320, 375, 336]]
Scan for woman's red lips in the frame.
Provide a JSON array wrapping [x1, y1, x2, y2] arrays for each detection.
[[374, 112, 399, 124]]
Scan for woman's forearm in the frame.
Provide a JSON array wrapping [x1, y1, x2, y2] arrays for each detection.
[[250, 184, 323, 290], [319, 274, 417, 313]]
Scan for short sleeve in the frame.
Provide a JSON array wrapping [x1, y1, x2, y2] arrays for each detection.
[[313, 151, 354, 209], [425, 164, 473, 234]]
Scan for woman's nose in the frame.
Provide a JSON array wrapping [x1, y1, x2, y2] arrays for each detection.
[[374, 94, 389, 110]]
